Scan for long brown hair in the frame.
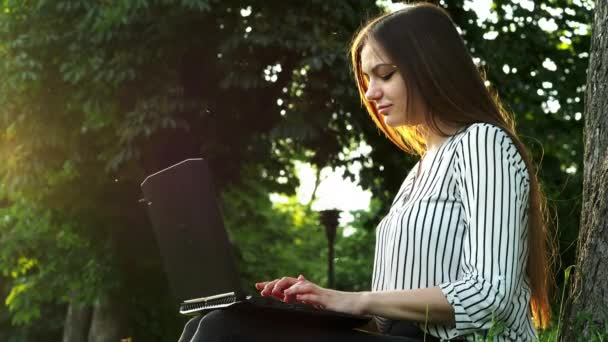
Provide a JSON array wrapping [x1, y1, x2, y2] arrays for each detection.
[[350, 2, 553, 329]]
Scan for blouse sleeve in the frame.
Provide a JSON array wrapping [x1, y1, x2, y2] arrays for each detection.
[[439, 123, 530, 336]]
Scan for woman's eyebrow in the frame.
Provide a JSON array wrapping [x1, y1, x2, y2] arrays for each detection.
[[362, 63, 396, 76]]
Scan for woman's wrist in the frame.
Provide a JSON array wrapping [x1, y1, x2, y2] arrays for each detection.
[[357, 291, 373, 316]]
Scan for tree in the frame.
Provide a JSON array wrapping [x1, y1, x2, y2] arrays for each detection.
[[561, 0, 608, 340]]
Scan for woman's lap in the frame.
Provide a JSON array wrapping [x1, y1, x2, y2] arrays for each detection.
[[179, 307, 435, 342]]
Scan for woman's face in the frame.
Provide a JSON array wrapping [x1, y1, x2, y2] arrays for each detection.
[[360, 42, 425, 127]]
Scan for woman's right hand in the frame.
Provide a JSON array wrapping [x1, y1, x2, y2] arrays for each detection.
[[255, 274, 306, 302]]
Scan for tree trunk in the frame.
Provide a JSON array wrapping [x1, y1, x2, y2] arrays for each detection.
[[560, 1, 608, 340], [62, 300, 93, 342], [87, 296, 129, 342]]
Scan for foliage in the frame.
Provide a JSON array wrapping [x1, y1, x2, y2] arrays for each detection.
[[0, 197, 114, 324], [333, 199, 384, 292], [221, 167, 327, 291]]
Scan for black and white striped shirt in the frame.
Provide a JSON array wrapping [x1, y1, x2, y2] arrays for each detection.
[[371, 123, 537, 341]]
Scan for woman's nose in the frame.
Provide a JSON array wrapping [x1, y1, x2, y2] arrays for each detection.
[[365, 83, 381, 101]]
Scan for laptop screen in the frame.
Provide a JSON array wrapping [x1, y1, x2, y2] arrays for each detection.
[[141, 158, 242, 302]]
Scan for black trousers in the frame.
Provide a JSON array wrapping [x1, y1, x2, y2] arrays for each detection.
[[178, 306, 442, 342]]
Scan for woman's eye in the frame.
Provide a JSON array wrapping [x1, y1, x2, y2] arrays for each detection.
[[381, 72, 395, 81]]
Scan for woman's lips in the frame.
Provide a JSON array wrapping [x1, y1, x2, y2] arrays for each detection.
[[377, 104, 393, 115]]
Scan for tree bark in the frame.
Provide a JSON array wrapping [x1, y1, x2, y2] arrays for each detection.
[[87, 296, 129, 342], [561, 1, 608, 340], [62, 300, 93, 342]]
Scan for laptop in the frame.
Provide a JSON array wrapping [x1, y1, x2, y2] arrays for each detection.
[[140, 158, 370, 328]]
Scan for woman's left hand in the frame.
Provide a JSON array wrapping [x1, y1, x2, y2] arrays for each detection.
[[283, 280, 367, 316]]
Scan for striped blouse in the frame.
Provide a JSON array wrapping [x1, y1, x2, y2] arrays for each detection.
[[371, 123, 537, 341]]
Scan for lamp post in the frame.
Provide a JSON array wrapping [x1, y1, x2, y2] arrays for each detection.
[[319, 209, 340, 289]]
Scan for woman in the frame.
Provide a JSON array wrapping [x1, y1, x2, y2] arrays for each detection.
[[180, 3, 552, 341]]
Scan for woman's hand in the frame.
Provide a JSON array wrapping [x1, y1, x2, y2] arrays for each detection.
[[255, 274, 307, 302], [283, 280, 367, 316], [255, 275, 367, 316]]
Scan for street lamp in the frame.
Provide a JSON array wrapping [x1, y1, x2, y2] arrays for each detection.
[[319, 209, 341, 289]]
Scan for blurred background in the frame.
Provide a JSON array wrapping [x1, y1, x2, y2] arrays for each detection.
[[0, 0, 593, 340]]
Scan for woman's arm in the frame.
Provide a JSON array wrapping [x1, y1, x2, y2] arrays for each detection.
[[359, 287, 455, 325], [280, 280, 454, 325], [438, 124, 530, 335]]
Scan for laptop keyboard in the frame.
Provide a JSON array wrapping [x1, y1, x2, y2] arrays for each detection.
[[180, 293, 239, 315], [249, 296, 320, 312], [179, 293, 322, 316], [179, 293, 371, 329]]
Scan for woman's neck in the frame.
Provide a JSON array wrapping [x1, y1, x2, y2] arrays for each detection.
[[423, 122, 464, 153]]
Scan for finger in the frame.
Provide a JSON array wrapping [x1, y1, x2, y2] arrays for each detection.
[[282, 277, 303, 299], [297, 274, 306, 281], [282, 279, 309, 302], [283, 292, 298, 304], [272, 277, 302, 297], [261, 280, 278, 296], [261, 280, 279, 296], [285, 281, 314, 296], [255, 282, 269, 290]]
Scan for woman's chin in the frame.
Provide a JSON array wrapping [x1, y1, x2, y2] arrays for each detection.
[[383, 115, 405, 127]]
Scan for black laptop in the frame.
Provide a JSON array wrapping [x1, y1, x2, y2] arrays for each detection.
[[140, 158, 369, 328]]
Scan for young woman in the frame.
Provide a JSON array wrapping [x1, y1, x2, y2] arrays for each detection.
[[179, 3, 552, 341]]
